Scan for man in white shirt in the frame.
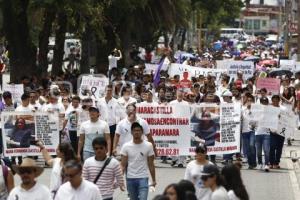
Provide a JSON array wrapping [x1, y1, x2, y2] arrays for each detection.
[[97, 85, 123, 154], [29, 90, 41, 111], [16, 93, 35, 113], [8, 158, 51, 200], [113, 103, 156, 155], [63, 96, 82, 153], [108, 49, 122, 79], [55, 160, 102, 200], [120, 122, 156, 200], [78, 106, 111, 160], [139, 90, 158, 106], [117, 86, 137, 109]]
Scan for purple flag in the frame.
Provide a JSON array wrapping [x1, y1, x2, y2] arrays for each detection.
[[153, 57, 165, 87]]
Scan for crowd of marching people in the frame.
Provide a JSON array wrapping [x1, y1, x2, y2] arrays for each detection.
[[0, 34, 298, 200]]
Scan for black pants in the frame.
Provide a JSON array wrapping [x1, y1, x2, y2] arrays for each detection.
[[109, 125, 116, 155], [270, 133, 284, 165], [69, 130, 78, 153]]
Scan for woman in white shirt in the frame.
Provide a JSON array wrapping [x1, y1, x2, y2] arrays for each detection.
[[221, 164, 249, 200], [36, 141, 78, 198], [184, 145, 213, 200]]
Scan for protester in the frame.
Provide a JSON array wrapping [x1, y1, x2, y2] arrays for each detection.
[[163, 183, 185, 200], [221, 164, 249, 200], [201, 164, 229, 200], [184, 145, 213, 200], [54, 160, 102, 200], [120, 122, 156, 200], [78, 106, 111, 160], [0, 159, 14, 199], [82, 137, 125, 200], [8, 158, 51, 200], [36, 141, 77, 198]]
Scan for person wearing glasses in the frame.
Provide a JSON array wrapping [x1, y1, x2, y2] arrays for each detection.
[[8, 158, 51, 200], [55, 160, 102, 200], [201, 164, 229, 200]]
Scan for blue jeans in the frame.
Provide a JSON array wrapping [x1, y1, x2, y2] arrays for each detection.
[[242, 131, 256, 166], [126, 178, 149, 200], [255, 134, 270, 165], [270, 133, 285, 165]]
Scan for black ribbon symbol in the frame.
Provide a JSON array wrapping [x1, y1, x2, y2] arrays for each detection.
[[280, 128, 286, 136], [91, 87, 97, 98]]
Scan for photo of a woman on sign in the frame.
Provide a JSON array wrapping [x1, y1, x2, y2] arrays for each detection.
[[191, 108, 220, 147], [7, 118, 35, 148]]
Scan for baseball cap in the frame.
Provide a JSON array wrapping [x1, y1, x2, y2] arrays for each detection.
[[201, 164, 219, 176]]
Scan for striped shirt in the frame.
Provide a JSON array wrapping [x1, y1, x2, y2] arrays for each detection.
[[82, 157, 124, 199]]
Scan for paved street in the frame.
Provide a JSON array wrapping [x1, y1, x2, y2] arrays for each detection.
[[13, 143, 300, 200]]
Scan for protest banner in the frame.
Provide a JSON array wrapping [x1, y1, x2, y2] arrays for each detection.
[[216, 60, 254, 80], [144, 63, 168, 74], [279, 59, 296, 71], [1, 112, 59, 156], [2, 84, 24, 102], [79, 75, 109, 98], [256, 78, 280, 95], [168, 63, 226, 80], [137, 103, 241, 156], [277, 110, 297, 138], [257, 106, 281, 129], [137, 104, 191, 156]]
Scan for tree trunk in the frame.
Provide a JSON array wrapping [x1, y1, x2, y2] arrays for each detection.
[[80, 23, 92, 74], [38, 6, 56, 75], [52, 12, 67, 76], [2, 0, 37, 83]]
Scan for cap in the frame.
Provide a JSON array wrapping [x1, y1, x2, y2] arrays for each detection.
[[88, 106, 99, 113], [201, 164, 219, 176], [222, 90, 232, 97]]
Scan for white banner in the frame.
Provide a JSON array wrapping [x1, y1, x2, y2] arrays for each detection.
[[277, 110, 297, 138], [144, 63, 168, 74], [168, 63, 226, 80], [79, 75, 109, 98], [216, 60, 254, 80], [2, 84, 23, 102], [137, 103, 241, 156], [279, 59, 296, 71], [1, 112, 59, 156]]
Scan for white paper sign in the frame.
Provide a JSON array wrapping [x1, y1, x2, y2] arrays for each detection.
[[2, 84, 24, 102], [216, 60, 254, 80], [79, 76, 109, 98]]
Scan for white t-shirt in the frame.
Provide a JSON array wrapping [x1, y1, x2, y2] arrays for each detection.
[[211, 186, 230, 200], [116, 117, 150, 151], [169, 99, 189, 106], [117, 96, 137, 109], [108, 55, 121, 70], [120, 140, 154, 179], [228, 190, 240, 200], [97, 97, 123, 126], [15, 104, 35, 112], [79, 119, 110, 152], [8, 183, 52, 200], [55, 180, 102, 200], [50, 158, 62, 197], [184, 160, 213, 200]]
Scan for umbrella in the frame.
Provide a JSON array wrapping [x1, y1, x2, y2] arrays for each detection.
[[181, 53, 195, 59], [244, 55, 260, 61], [269, 69, 293, 77], [240, 52, 252, 59]]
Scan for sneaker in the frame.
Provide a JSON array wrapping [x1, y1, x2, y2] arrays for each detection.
[[264, 165, 270, 172], [257, 164, 263, 170]]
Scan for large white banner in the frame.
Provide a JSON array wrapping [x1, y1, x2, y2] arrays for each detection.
[[2, 84, 23, 102], [277, 110, 297, 138], [279, 59, 296, 71], [1, 112, 59, 156], [216, 60, 254, 80], [168, 63, 226, 80], [137, 103, 241, 156], [144, 63, 169, 74]]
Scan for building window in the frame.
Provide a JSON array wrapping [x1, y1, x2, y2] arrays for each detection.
[[253, 19, 260, 30], [245, 19, 252, 30], [262, 20, 267, 27]]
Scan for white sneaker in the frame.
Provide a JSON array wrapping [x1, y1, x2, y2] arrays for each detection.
[[257, 164, 263, 170], [264, 165, 270, 172]]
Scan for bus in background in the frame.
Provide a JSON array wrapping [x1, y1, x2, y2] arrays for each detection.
[[220, 28, 249, 40]]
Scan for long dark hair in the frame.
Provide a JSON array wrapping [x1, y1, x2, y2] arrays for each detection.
[[163, 183, 185, 200], [58, 142, 77, 162], [221, 164, 249, 200]]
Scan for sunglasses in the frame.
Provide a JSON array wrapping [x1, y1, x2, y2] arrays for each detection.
[[201, 174, 213, 181], [19, 168, 35, 175]]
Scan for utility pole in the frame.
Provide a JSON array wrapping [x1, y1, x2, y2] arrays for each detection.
[[298, 0, 300, 61]]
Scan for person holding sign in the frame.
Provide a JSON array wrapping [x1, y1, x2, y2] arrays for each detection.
[[78, 107, 111, 161]]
